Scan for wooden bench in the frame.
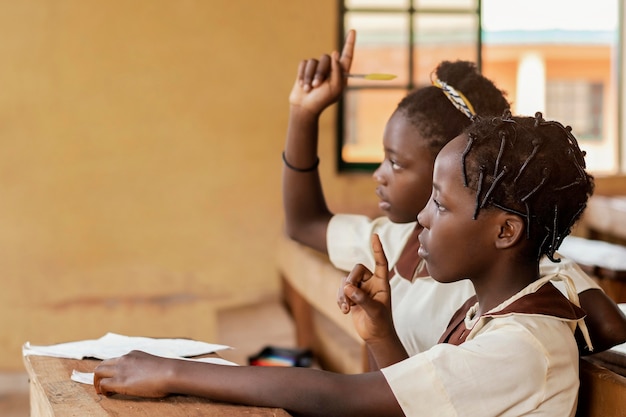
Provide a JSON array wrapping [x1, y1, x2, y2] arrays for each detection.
[[277, 236, 367, 374], [578, 354, 626, 417]]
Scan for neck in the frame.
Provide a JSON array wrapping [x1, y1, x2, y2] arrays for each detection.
[[471, 260, 540, 317]]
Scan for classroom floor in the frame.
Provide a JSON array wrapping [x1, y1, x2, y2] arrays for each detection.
[[0, 296, 297, 417]]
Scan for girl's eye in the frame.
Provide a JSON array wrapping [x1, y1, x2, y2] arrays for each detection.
[[390, 159, 401, 170], [433, 199, 445, 211]]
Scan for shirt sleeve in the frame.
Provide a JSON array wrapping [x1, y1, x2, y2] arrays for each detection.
[[326, 214, 416, 272], [381, 317, 579, 417], [540, 254, 601, 294]]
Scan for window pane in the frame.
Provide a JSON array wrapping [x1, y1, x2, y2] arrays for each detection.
[[345, 13, 409, 85], [416, 0, 477, 9], [342, 89, 408, 163], [346, 0, 409, 8], [412, 13, 479, 86], [481, 0, 619, 174], [546, 80, 603, 140]]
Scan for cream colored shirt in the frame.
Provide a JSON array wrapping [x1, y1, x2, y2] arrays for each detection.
[[380, 277, 581, 417], [327, 214, 600, 355]]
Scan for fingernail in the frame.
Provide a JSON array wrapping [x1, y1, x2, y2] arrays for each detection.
[[344, 285, 354, 297]]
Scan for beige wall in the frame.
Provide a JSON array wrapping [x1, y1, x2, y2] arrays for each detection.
[[0, 1, 379, 370]]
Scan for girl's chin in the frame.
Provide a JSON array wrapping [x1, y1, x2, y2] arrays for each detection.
[[388, 215, 417, 224]]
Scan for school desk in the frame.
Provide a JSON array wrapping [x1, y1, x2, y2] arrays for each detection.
[[578, 354, 626, 417], [23, 354, 292, 417]]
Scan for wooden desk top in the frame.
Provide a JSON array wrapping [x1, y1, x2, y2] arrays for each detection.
[[24, 354, 292, 417], [586, 348, 626, 377]]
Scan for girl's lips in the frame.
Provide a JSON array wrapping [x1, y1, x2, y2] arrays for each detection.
[[417, 233, 427, 258], [375, 188, 390, 211]]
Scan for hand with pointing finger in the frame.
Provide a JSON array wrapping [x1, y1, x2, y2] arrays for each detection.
[[341, 235, 408, 369], [288, 29, 355, 116]]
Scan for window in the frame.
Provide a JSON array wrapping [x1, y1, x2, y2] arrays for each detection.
[[546, 80, 603, 140], [338, 0, 480, 171], [338, 0, 621, 174]]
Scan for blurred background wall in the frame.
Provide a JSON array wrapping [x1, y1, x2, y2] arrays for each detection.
[[0, 0, 380, 370]]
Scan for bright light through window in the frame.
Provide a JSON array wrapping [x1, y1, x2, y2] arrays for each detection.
[[339, 0, 620, 174]]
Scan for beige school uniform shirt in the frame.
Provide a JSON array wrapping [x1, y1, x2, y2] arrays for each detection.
[[381, 276, 584, 416], [327, 214, 600, 356]]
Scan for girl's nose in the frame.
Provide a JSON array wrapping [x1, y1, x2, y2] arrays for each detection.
[[417, 211, 425, 229], [373, 165, 386, 185], [417, 201, 431, 229]]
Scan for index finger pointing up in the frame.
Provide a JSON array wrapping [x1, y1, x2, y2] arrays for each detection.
[[340, 29, 356, 73], [371, 234, 389, 281]]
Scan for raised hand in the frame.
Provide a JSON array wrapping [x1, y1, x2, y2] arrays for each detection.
[[288, 29, 355, 115], [340, 234, 408, 368], [340, 234, 395, 343]]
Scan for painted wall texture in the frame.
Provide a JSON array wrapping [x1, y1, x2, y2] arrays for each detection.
[[0, 1, 380, 369]]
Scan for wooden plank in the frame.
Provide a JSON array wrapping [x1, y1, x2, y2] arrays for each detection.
[[24, 355, 291, 417], [281, 275, 315, 348], [577, 358, 626, 417], [585, 350, 626, 377]]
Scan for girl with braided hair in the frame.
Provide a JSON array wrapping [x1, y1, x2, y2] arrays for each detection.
[[94, 113, 590, 417], [284, 30, 626, 357]]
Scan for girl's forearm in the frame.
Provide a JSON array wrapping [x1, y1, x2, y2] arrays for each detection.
[[166, 360, 315, 409], [284, 105, 321, 165], [165, 360, 401, 417], [282, 105, 332, 252]]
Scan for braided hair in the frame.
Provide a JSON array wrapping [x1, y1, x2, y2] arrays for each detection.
[[462, 111, 595, 262], [396, 61, 510, 155]]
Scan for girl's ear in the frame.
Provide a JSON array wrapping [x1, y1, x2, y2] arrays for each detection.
[[494, 213, 525, 249]]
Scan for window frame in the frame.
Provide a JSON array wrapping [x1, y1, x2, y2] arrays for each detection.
[[336, 0, 483, 172], [337, 0, 625, 174]]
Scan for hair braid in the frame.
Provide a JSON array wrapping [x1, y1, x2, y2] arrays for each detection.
[[462, 111, 595, 261]]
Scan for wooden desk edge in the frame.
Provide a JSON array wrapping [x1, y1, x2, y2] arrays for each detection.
[[23, 354, 292, 417]]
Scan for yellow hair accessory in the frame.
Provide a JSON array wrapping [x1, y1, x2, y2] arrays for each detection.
[[432, 77, 476, 118]]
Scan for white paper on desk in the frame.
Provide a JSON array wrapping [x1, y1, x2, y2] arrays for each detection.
[[22, 332, 231, 360], [71, 356, 239, 386]]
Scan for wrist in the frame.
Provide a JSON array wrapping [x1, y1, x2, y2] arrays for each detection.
[[289, 104, 323, 122], [364, 332, 408, 367], [282, 151, 319, 173], [365, 331, 401, 348], [162, 357, 187, 394]]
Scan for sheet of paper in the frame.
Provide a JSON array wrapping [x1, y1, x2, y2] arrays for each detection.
[[23, 332, 231, 360], [72, 356, 238, 385]]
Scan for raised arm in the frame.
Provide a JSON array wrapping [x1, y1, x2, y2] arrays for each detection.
[[342, 234, 409, 369], [94, 350, 403, 417], [282, 30, 355, 253]]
